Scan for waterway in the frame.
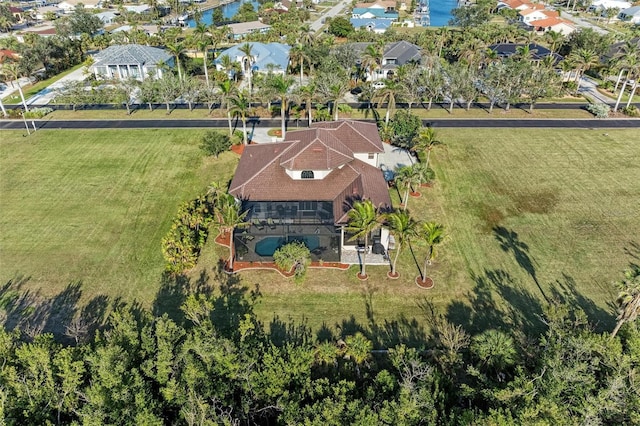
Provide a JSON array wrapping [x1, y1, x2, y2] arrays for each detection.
[[186, 0, 260, 27], [429, 0, 458, 26], [187, 0, 455, 28]]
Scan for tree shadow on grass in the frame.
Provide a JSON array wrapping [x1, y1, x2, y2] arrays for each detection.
[[446, 268, 547, 336], [269, 314, 312, 347], [0, 275, 110, 344]]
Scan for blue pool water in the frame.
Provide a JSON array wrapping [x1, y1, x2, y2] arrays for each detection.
[[187, 0, 260, 27], [254, 236, 320, 257]]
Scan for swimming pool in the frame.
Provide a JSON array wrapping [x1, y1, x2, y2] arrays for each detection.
[[254, 236, 320, 257]]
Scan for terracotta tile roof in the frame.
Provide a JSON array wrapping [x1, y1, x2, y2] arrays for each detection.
[[310, 120, 384, 154], [280, 129, 353, 170], [530, 16, 574, 27], [229, 121, 391, 223]]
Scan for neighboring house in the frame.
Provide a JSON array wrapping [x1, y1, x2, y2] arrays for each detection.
[[95, 11, 118, 24], [0, 49, 20, 64], [351, 7, 398, 19], [58, 0, 102, 11], [124, 5, 151, 14], [528, 16, 576, 35], [90, 44, 173, 80], [350, 18, 393, 33], [618, 6, 640, 23], [355, 0, 398, 11], [9, 6, 24, 22], [519, 8, 556, 23], [33, 6, 64, 21], [273, 0, 304, 12], [588, 0, 630, 13], [497, 0, 536, 11], [225, 21, 271, 40], [349, 40, 421, 80], [228, 120, 392, 264], [488, 43, 564, 63], [215, 42, 290, 76]]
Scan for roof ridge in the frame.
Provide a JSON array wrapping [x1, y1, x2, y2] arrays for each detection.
[[230, 143, 293, 194]]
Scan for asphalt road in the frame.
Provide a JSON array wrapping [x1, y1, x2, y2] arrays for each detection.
[[2, 118, 640, 131]]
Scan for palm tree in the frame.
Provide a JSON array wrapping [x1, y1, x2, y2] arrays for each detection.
[[544, 30, 564, 54], [325, 79, 349, 121], [611, 267, 640, 338], [2, 61, 29, 111], [375, 79, 400, 125], [419, 222, 445, 286], [384, 210, 419, 278], [268, 74, 295, 138], [411, 127, 442, 171], [289, 43, 311, 84], [343, 332, 372, 376], [215, 194, 249, 271], [238, 43, 255, 96], [166, 41, 185, 81], [394, 164, 422, 211], [361, 43, 382, 82], [217, 79, 237, 136], [293, 81, 316, 126], [345, 200, 381, 279], [567, 48, 599, 95], [230, 90, 251, 145], [192, 22, 211, 88]]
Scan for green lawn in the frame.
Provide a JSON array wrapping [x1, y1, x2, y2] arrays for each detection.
[[0, 129, 238, 305], [1, 128, 638, 343]]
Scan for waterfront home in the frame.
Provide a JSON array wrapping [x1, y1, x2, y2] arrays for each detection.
[[215, 42, 290, 76], [90, 44, 174, 81]]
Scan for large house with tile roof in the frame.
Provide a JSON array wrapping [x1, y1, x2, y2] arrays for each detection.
[[229, 120, 392, 263], [90, 44, 173, 80]]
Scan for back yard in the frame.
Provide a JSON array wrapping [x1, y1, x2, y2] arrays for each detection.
[[1, 127, 638, 342]]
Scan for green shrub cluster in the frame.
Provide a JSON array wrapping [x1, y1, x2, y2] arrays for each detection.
[[622, 105, 639, 117], [273, 241, 311, 283], [586, 102, 610, 118], [161, 195, 215, 274], [23, 107, 53, 119]]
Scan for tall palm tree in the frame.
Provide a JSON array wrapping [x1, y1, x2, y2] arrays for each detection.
[[192, 22, 211, 88], [293, 81, 316, 126], [215, 194, 249, 271], [230, 90, 251, 145], [166, 41, 185, 81], [289, 43, 310, 83], [567, 48, 599, 95], [268, 74, 295, 138], [419, 221, 445, 285], [384, 210, 419, 278], [238, 43, 255, 96], [361, 43, 383, 82], [375, 79, 400, 124], [217, 79, 237, 136], [2, 61, 29, 111], [327, 79, 349, 121], [394, 164, 422, 211], [412, 127, 442, 171], [544, 30, 564, 54], [345, 199, 381, 279], [611, 267, 640, 338]]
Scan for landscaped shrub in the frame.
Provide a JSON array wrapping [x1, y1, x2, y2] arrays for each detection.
[[390, 110, 422, 149], [161, 195, 215, 274], [273, 241, 311, 283], [622, 105, 639, 117], [200, 130, 231, 157], [23, 107, 53, 119], [586, 103, 610, 118]]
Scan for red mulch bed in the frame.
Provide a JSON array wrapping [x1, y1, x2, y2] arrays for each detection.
[[214, 231, 231, 247], [387, 271, 400, 279], [230, 144, 245, 155], [409, 191, 422, 198], [415, 276, 434, 289], [356, 272, 369, 280]]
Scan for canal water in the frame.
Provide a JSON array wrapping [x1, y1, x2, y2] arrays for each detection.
[[187, 0, 260, 27], [188, 0, 456, 28], [429, 0, 458, 26]]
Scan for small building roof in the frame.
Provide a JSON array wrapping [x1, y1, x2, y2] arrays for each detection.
[[92, 44, 172, 67], [350, 18, 393, 29], [488, 43, 563, 62], [620, 5, 640, 15], [226, 20, 271, 35]]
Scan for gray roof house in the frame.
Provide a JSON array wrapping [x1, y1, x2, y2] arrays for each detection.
[[90, 44, 174, 81], [349, 40, 422, 80], [618, 5, 640, 23]]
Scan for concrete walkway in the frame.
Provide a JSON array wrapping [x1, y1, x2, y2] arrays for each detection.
[[25, 67, 88, 105], [578, 76, 617, 105]]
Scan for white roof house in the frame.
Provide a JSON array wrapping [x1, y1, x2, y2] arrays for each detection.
[[618, 6, 640, 23], [588, 0, 631, 12], [90, 44, 174, 81], [215, 42, 290, 76], [58, 0, 102, 12]]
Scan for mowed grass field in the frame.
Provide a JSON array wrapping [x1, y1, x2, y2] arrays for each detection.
[[0, 129, 238, 304], [1, 127, 638, 342]]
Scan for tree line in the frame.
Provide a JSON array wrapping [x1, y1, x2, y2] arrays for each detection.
[[1, 265, 639, 425]]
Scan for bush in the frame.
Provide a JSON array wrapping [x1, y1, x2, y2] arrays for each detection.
[[390, 110, 422, 149], [273, 241, 311, 283], [200, 131, 232, 157], [586, 103, 610, 118], [622, 105, 639, 117], [23, 107, 54, 119]]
